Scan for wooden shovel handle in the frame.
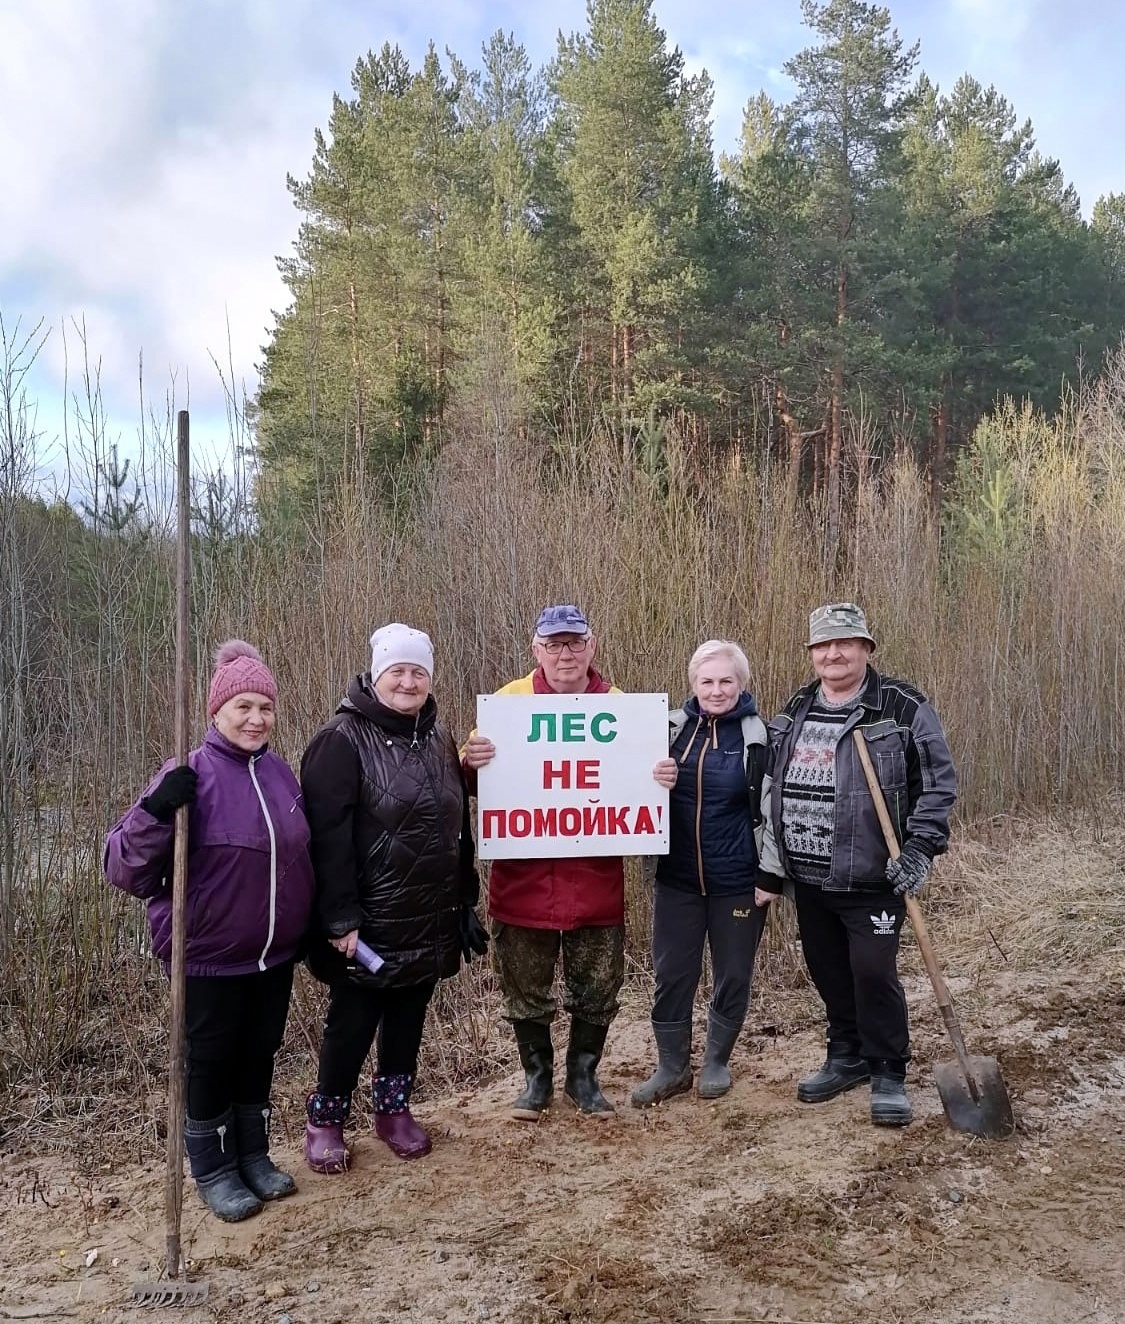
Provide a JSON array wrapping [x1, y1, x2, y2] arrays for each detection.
[[850, 729, 979, 1097]]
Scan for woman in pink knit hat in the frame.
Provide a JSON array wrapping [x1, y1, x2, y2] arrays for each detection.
[[104, 641, 315, 1223]]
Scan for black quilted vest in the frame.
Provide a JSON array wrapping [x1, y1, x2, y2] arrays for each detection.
[[329, 692, 464, 987]]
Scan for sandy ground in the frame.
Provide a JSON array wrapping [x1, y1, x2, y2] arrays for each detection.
[[2, 934, 1123, 1324]]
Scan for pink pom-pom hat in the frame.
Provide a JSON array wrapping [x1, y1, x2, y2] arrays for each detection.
[[207, 640, 278, 716]]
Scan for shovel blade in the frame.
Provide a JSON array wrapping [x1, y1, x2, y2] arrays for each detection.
[[933, 1055, 1015, 1139]]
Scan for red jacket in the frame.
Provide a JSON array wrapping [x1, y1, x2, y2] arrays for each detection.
[[465, 667, 625, 930]]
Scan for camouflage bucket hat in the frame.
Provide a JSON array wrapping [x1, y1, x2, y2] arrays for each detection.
[[807, 601, 876, 650]]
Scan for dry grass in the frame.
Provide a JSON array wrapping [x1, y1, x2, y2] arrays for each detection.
[[938, 799, 1125, 975], [6, 797, 1122, 1164], [5, 342, 1125, 1145]]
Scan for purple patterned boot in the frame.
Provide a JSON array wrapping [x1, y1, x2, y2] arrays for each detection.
[[372, 1073, 432, 1160], [304, 1091, 351, 1174]]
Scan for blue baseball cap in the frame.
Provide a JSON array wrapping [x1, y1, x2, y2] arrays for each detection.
[[534, 604, 590, 637]]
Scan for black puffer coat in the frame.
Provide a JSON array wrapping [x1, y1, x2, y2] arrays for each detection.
[[300, 676, 478, 988]]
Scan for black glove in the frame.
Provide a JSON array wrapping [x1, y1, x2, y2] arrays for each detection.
[[141, 765, 198, 822], [459, 904, 490, 962], [886, 838, 933, 898]]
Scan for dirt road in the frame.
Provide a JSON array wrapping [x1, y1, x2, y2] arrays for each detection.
[[3, 944, 1123, 1324]]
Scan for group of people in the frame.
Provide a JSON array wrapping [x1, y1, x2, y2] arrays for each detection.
[[103, 600, 957, 1223]]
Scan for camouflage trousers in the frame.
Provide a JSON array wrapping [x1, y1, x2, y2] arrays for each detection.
[[492, 922, 625, 1026]]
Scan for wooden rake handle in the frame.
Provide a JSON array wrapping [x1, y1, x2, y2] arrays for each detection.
[[850, 728, 980, 1098], [166, 411, 192, 1278]]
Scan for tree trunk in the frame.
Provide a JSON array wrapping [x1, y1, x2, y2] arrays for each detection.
[[827, 257, 847, 559], [610, 323, 618, 407], [778, 383, 803, 502], [434, 193, 446, 426], [349, 278, 364, 484], [930, 382, 949, 505]]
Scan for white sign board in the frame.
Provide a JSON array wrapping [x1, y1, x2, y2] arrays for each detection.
[[475, 693, 670, 860]]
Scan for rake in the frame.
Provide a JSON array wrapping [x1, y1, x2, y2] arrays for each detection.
[[130, 412, 212, 1306], [131, 1279, 210, 1308]]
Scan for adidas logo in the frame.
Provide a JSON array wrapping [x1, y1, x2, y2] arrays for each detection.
[[870, 910, 896, 935]]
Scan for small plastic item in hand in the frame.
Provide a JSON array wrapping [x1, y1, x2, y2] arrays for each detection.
[[354, 939, 385, 975]]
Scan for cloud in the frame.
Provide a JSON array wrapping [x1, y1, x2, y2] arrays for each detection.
[[1, 4, 257, 435], [2, 0, 1121, 472], [657, 3, 807, 156], [947, 0, 1033, 31], [1, 0, 161, 213], [3, 1, 568, 446]]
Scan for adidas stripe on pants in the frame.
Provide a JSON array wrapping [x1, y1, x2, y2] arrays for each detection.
[[793, 881, 910, 1068]]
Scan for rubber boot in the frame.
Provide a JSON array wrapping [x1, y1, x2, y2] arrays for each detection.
[[304, 1091, 352, 1174], [697, 1009, 742, 1100], [373, 1073, 432, 1159], [511, 1020, 554, 1121], [184, 1111, 262, 1222], [564, 1018, 615, 1118], [869, 1061, 912, 1127], [630, 1020, 693, 1108], [796, 1049, 871, 1103], [233, 1103, 296, 1200]]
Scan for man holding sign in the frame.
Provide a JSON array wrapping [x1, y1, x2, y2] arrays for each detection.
[[463, 604, 676, 1121]]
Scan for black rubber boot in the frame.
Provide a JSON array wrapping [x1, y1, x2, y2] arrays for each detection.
[[697, 1010, 742, 1100], [631, 1020, 693, 1108], [796, 1052, 871, 1103], [869, 1061, 912, 1127], [511, 1020, 554, 1121], [233, 1103, 297, 1200], [564, 1018, 615, 1118], [184, 1111, 262, 1222]]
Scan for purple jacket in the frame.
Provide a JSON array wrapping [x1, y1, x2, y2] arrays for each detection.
[[104, 726, 315, 976]]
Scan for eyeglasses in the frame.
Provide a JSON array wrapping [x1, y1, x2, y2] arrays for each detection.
[[537, 637, 591, 655]]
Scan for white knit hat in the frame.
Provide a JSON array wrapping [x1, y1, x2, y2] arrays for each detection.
[[369, 623, 434, 682]]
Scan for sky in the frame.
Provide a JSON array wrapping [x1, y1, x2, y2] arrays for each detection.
[[2, 0, 1123, 489]]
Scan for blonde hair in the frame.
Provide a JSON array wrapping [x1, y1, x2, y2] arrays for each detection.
[[687, 639, 750, 690]]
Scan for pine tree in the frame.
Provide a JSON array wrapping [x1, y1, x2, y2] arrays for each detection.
[[548, 0, 725, 453], [784, 0, 918, 547], [901, 75, 1115, 487], [723, 92, 827, 487], [452, 32, 557, 429], [257, 44, 474, 505]]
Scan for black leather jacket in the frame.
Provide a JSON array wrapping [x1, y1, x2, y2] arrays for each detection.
[[759, 666, 957, 893]]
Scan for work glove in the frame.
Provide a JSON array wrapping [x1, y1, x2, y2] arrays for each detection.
[[141, 765, 198, 822], [459, 904, 490, 963], [886, 838, 933, 898]]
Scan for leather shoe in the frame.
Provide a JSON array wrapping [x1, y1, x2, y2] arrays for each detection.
[[870, 1069, 912, 1126], [796, 1054, 870, 1103]]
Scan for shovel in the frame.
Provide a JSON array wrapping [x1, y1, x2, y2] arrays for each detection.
[[852, 729, 1015, 1139]]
